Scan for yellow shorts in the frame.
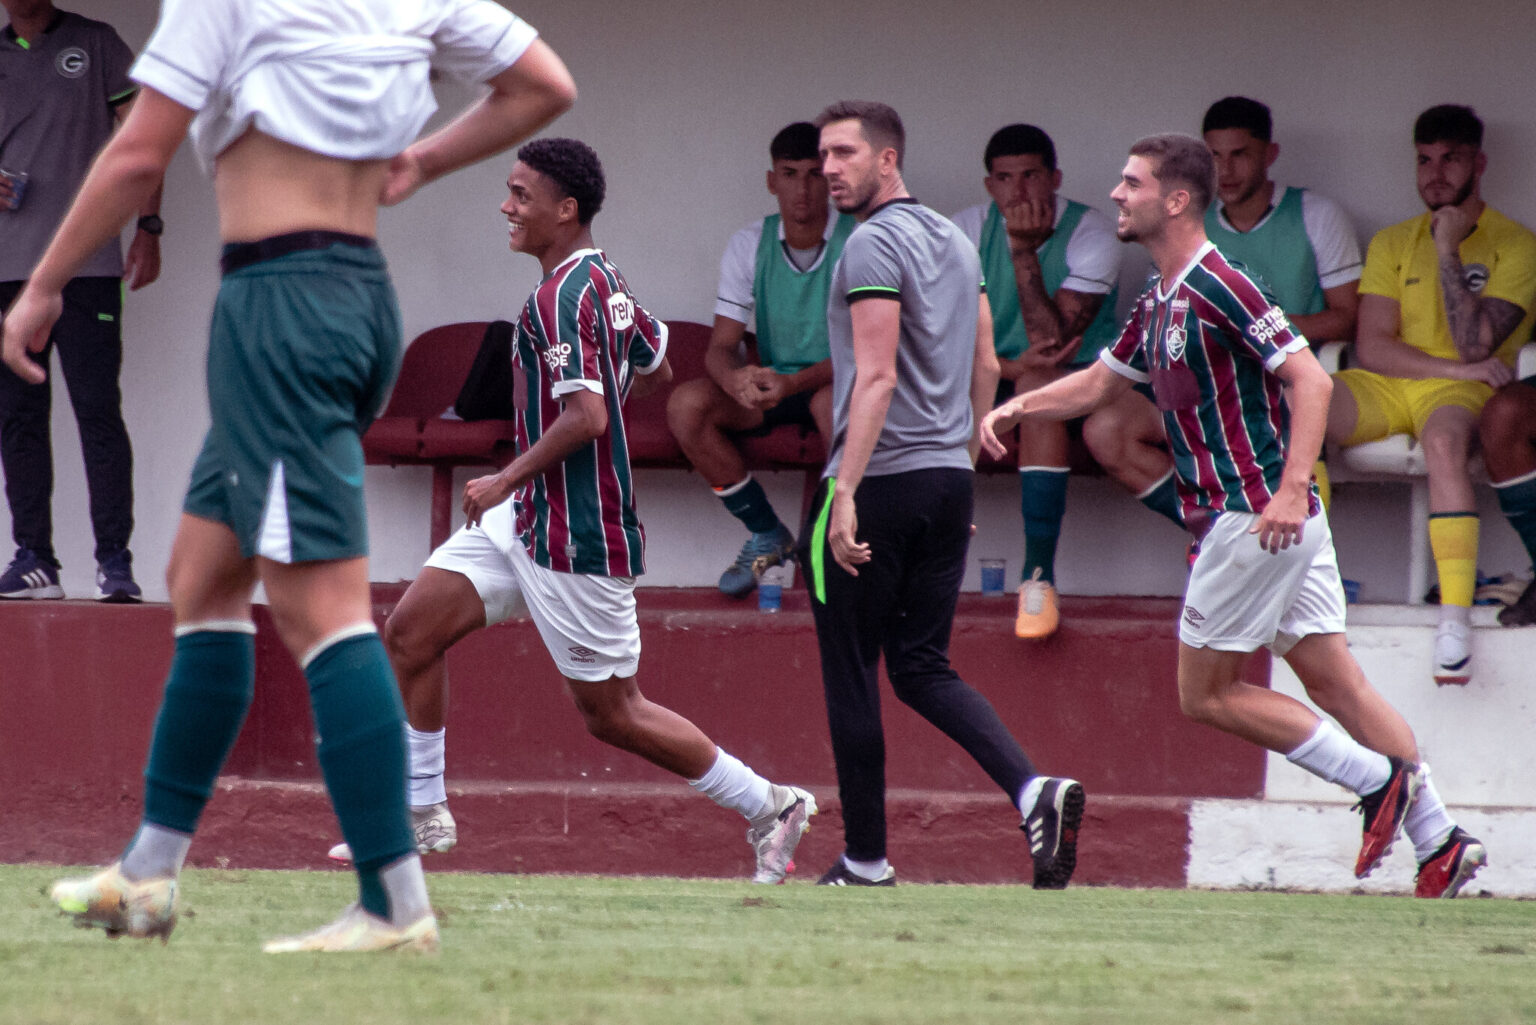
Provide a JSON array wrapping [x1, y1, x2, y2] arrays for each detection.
[[1333, 369, 1493, 445]]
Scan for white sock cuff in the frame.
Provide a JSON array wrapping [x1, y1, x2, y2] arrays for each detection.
[[1493, 466, 1536, 490], [1285, 719, 1334, 763], [713, 475, 754, 497], [1018, 465, 1071, 476], [174, 619, 257, 638], [299, 622, 379, 671], [1017, 775, 1045, 815], [688, 747, 773, 822], [405, 725, 447, 803], [1136, 469, 1176, 501], [688, 748, 730, 789]]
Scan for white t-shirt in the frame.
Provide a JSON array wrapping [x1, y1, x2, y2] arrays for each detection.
[[132, 0, 537, 170], [949, 194, 1119, 296], [713, 208, 843, 327], [1209, 185, 1363, 290]]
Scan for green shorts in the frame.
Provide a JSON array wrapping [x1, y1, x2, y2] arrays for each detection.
[[184, 241, 402, 563]]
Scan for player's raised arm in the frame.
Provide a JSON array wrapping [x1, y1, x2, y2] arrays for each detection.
[[382, 39, 575, 206]]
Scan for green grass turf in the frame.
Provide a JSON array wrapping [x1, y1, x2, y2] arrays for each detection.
[[1, 865, 1532, 1025]]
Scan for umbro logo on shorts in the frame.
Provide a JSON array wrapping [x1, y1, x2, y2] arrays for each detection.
[[568, 645, 597, 664], [1182, 605, 1205, 627]]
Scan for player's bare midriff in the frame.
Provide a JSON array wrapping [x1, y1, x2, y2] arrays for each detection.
[[213, 130, 389, 244]]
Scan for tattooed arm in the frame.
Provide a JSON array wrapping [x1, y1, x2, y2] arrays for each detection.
[[1002, 198, 1105, 368], [1433, 205, 1528, 362]]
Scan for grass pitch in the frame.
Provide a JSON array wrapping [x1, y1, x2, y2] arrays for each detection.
[[1, 865, 1532, 1025]]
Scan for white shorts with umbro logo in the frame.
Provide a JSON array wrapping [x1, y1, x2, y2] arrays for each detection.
[[1180, 508, 1347, 655], [425, 500, 642, 681]]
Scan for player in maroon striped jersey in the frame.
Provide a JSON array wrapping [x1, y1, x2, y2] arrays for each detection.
[[327, 139, 817, 884], [980, 134, 1484, 898]]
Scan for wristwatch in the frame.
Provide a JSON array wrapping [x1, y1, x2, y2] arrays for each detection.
[[136, 215, 164, 236]]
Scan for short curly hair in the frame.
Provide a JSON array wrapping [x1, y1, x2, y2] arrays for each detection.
[[517, 138, 606, 225]]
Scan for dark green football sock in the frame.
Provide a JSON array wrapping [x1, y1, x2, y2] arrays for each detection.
[[1019, 468, 1069, 584], [1495, 472, 1536, 568], [718, 476, 782, 535], [305, 631, 413, 919], [1138, 471, 1184, 529], [142, 627, 256, 833]]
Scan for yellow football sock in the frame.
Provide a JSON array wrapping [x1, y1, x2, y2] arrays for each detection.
[[1428, 513, 1478, 608]]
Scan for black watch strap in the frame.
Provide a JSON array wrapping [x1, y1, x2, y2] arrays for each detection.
[[137, 214, 163, 236]]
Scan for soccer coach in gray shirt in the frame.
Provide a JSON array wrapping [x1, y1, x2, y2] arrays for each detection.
[[804, 100, 1084, 889]]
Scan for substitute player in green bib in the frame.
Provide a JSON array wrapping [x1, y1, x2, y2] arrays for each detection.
[[5, 0, 576, 952], [1202, 96, 1363, 347], [952, 124, 1179, 639], [667, 122, 855, 598]]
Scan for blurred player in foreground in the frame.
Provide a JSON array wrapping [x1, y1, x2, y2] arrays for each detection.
[[6, 0, 576, 951]]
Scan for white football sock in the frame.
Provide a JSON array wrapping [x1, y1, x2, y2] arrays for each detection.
[[1403, 764, 1457, 862], [379, 854, 433, 927], [1017, 776, 1046, 817], [120, 822, 192, 881], [688, 748, 774, 825], [844, 855, 890, 881], [406, 725, 447, 806], [1286, 720, 1391, 795]]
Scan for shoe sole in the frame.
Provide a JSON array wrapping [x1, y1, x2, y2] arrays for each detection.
[[1, 587, 64, 600], [1356, 767, 1422, 879], [52, 884, 177, 941], [1032, 782, 1085, 890], [327, 836, 456, 864], [96, 590, 143, 603]]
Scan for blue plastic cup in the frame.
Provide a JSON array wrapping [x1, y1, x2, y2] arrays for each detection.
[[979, 558, 1006, 596]]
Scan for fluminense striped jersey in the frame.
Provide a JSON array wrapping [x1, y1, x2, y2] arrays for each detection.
[[1100, 241, 1319, 524], [511, 248, 667, 576]]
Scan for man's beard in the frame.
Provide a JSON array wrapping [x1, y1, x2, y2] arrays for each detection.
[[834, 176, 879, 217], [1427, 176, 1475, 211]]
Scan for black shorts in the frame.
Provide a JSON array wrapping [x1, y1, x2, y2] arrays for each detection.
[[727, 389, 816, 439]]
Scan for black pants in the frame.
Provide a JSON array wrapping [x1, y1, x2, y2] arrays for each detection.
[[804, 467, 1036, 862], [0, 277, 134, 564]]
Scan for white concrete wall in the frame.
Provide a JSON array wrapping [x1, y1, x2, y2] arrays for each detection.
[[12, 0, 1536, 599], [1184, 607, 1536, 897]]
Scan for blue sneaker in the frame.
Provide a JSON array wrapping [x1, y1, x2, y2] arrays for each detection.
[[0, 548, 63, 600], [718, 524, 795, 598], [95, 549, 142, 603]]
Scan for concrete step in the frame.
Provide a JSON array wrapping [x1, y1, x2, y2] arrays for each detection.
[[8, 777, 1190, 888]]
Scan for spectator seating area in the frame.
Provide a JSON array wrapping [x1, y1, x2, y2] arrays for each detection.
[[366, 320, 1083, 551], [1319, 341, 1536, 603]]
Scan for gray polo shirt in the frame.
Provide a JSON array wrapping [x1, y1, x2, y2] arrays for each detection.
[[824, 198, 981, 479], [0, 10, 137, 282]]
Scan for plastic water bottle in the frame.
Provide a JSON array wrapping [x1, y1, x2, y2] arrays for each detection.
[[758, 565, 787, 612]]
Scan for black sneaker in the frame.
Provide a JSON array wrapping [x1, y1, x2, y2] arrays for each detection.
[[816, 858, 895, 886], [1497, 578, 1536, 627], [1022, 777, 1084, 890], [95, 549, 142, 603], [0, 547, 63, 600], [1353, 756, 1420, 879]]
